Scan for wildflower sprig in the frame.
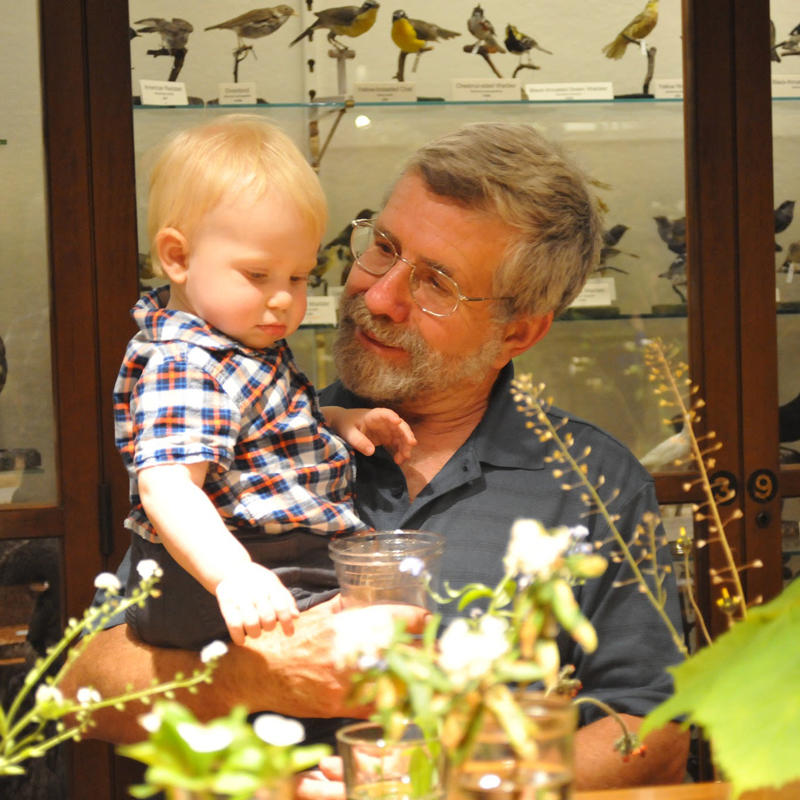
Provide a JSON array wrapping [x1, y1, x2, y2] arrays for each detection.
[[644, 338, 761, 628], [510, 374, 688, 657], [0, 563, 226, 777]]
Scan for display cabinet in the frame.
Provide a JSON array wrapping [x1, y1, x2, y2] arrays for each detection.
[[3, 0, 793, 796]]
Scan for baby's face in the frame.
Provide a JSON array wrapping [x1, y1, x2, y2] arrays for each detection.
[[177, 191, 320, 349]]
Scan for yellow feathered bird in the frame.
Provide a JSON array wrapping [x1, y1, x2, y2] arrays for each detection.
[[602, 0, 659, 60], [391, 10, 460, 76], [290, 1, 380, 50]]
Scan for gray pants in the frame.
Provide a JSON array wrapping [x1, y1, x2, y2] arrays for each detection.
[[126, 530, 339, 650]]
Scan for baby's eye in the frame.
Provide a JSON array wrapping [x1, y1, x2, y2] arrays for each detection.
[[245, 271, 268, 282], [291, 274, 310, 283]]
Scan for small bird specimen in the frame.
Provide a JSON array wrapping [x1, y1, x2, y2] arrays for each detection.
[[653, 215, 686, 256], [505, 23, 551, 77], [205, 6, 297, 56], [391, 11, 460, 78], [290, 1, 380, 50], [778, 22, 800, 56], [779, 240, 800, 275], [640, 425, 690, 470], [134, 18, 194, 81], [602, 0, 659, 60], [467, 5, 505, 53], [659, 252, 687, 303], [595, 224, 639, 276], [774, 200, 795, 252]]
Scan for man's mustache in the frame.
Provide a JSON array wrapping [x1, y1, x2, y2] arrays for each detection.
[[339, 295, 428, 355]]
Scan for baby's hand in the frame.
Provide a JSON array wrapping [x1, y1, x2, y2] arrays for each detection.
[[327, 407, 417, 465], [215, 563, 299, 645]]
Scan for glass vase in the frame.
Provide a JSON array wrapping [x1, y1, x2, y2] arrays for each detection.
[[451, 693, 577, 800]]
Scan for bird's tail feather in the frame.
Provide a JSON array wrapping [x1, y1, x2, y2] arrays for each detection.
[[602, 35, 628, 59], [289, 25, 315, 47]]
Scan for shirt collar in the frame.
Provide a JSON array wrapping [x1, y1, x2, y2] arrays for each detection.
[[133, 285, 278, 355]]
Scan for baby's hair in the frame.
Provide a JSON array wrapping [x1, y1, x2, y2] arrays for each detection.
[[146, 114, 327, 273]]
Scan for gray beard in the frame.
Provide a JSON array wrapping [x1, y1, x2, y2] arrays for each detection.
[[332, 294, 504, 405]]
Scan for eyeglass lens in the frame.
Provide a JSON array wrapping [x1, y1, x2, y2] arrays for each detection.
[[350, 223, 461, 315]]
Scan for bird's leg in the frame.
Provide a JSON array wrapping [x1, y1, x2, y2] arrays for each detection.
[[411, 47, 432, 73], [673, 284, 687, 303], [327, 32, 347, 51]]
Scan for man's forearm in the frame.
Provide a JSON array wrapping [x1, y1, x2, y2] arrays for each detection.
[[575, 714, 689, 790]]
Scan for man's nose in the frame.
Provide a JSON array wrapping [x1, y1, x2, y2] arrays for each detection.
[[362, 261, 414, 322]]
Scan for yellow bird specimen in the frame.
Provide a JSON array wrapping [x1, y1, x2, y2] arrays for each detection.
[[602, 0, 659, 60], [391, 10, 460, 54]]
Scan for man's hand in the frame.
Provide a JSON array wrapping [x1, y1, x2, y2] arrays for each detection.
[[215, 562, 299, 643], [323, 406, 417, 464]]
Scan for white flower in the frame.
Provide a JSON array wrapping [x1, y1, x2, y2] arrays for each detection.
[[200, 640, 229, 663], [438, 615, 510, 688], [399, 556, 425, 577], [504, 519, 572, 580], [332, 610, 395, 669], [177, 722, 234, 752], [253, 714, 305, 747], [35, 684, 64, 706], [94, 572, 122, 593], [136, 559, 162, 580], [76, 687, 102, 705], [138, 710, 163, 734]]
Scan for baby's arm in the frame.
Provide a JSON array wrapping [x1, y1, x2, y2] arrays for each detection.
[[322, 406, 417, 465], [137, 462, 298, 644]]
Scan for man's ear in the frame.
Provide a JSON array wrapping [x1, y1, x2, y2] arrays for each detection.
[[492, 311, 554, 369], [155, 227, 190, 284]]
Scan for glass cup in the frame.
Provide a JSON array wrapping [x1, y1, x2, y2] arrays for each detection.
[[451, 693, 578, 800], [328, 530, 445, 610], [337, 721, 447, 800]]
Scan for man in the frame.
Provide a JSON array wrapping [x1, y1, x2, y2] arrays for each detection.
[[63, 123, 688, 790]]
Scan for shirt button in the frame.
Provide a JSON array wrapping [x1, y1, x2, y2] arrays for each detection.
[[390, 485, 404, 498]]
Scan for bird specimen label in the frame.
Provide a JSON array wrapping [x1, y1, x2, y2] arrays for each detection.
[[652, 79, 683, 99], [451, 79, 519, 101], [301, 296, 339, 327], [353, 82, 417, 103], [771, 75, 800, 97], [218, 83, 257, 105], [139, 80, 189, 106], [569, 277, 616, 308], [524, 82, 613, 101]]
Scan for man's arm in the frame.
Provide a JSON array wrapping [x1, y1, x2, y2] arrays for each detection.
[[575, 715, 689, 789], [60, 597, 428, 745]]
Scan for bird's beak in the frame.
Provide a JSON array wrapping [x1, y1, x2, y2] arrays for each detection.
[[290, 8, 298, 15]]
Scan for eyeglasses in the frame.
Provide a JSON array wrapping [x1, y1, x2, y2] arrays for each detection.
[[349, 218, 512, 318]]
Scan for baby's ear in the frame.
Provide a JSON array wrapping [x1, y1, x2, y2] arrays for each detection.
[[155, 228, 190, 283]]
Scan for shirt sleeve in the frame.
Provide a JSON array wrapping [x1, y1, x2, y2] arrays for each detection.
[[130, 353, 240, 472], [563, 479, 686, 725]]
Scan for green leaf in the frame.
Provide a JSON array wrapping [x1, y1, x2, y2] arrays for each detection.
[[640, 578, 800, 797], [409, 742, 435, 798]]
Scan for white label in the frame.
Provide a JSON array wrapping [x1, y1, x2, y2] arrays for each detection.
[[772, 75, 800, 97], [524, 82, 613, 101], [218, 82, 257, 105], [452, 78, 520, 101], [139, 79, 189, 106], [787, 263, 795, 284], [776, 287, 781, 303], [354, 82, 416, 103], [302, 296, 338, 326], [653, 79, 683, 99], [569, 278, 615, 308]]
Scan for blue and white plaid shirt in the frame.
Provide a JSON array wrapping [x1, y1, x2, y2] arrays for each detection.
[[114, 287, 368, 543]]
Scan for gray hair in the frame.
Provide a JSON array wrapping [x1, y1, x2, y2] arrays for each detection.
[[403, 122, 602, 319]]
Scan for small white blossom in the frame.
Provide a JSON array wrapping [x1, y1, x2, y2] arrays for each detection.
[[504, 519, 572, 580], [136, 559, 162, 580], [332, 611, 395, 669], [177, 722, 234, 752], [399, 556, 425, 577], [35, 684, 64, 706], [138, 710, 163, 734], [76, 687, 102, 705], [200, 640, 229, 663], [253, 714, 305, 746], [438, 615, 510, 688], [93, 572, 122, 593]]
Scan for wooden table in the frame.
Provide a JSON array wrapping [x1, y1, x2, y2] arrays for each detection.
[[579, 783, 798, 800]]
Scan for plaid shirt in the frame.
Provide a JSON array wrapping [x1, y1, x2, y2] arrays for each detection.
[[114, 287, 368, 543]]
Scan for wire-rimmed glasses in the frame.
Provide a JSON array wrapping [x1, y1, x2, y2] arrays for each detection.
[[349, 218, 511, 317]]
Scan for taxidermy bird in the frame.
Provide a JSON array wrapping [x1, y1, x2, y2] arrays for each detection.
[[602, 0, 659, 60], [771, 20, 781, 63], [391, 11, 460, 76], [779, 240, 800, 274], [315, 209, 376, 288], [205, 6, 297, 55], [467, 5, 505, 54], [603, 224, 629, 248], [774, 199, 795, 251], [639, 425, 690, 470], [595, 225, 638, 275], [290, 1, 380, 50], [135, 17, 194, 51], [654, 215, 686, 256], [659, 252, 687, 303], [779, 22, 800, 56], [505, 23, 551, 68]]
